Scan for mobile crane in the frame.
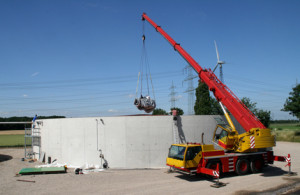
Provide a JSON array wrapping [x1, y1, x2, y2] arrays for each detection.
[[141, 13, 290, 177]]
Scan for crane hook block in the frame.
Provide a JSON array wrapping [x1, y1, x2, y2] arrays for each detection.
[[134, 96, 156, 113]]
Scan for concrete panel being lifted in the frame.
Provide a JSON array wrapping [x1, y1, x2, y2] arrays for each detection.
[[36, 115, 244, 169]]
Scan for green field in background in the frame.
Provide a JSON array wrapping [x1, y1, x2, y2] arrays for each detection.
[[271, 123, 300, 142], [0, 134, 31, 147], [270, 123, 300, 131]]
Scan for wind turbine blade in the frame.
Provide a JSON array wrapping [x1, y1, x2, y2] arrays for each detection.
[[214, 40, 220, 62]]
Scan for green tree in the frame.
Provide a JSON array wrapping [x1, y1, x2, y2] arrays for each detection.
[[152, 108, 168, 115], [241, 97, 258, 114], [170, 107, 184, 116], [194, 80, 212, 115], [256, 110, 271, 128], [0, 116, 65, 131], [282, 84, 300, 121], [211, 97, 223, 115], [241, 97, 271, 128], [194, 80, 222, 115]]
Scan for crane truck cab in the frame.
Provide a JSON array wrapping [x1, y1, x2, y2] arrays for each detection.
[[167, 143, 225, 173]]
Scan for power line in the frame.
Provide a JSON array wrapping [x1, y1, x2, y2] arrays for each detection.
[[0, 70, 183, 89]]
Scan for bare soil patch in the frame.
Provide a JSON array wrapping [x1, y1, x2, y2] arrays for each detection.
[[0, 130, 25, 135]]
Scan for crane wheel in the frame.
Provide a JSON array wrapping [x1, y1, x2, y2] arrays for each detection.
[[235, 158, 250, 175], [250, 158, 264, 173]]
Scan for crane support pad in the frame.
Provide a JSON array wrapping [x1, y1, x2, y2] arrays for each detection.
[[134, 96, 156, 113], [19, 167, 66, 175]]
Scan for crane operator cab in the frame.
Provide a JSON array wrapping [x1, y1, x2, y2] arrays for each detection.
[[212, 117, 238, 151], [212, 117, 276, 153]]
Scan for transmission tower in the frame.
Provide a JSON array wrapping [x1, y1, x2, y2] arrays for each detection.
[[183, 66, 197, 115], [169, 81, 177, 108]]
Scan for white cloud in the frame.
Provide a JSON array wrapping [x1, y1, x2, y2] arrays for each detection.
[[23, 94, 28, 98], [31, 72, 39, 77], [128, 94, 135, 98], [108, 109, 118, 113], [176, 95, 183, 99]]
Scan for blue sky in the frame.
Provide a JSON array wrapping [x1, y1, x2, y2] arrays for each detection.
[[0, 0, 299, 119]]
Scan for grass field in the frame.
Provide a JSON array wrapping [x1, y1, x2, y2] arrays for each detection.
[[0, 134, 31, 147], [270, 123, 300, 142], [270, 123, 300, 131]]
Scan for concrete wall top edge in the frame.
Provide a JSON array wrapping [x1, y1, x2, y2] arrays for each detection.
[[36, 114, 225, 121]]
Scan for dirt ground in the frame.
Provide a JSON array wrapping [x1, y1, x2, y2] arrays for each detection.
[[0, 130, 25, 135], [1, 142, 300, 195]]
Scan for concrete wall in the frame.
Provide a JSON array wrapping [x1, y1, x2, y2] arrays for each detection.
[[36, 115, 244, 168]]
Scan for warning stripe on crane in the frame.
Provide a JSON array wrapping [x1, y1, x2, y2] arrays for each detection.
[[284, 154, 291, 167], [213, 170, 219, 178], [250, 136, 255, 149], [263, 153, 268, 164], [228, 157, 234, 172]]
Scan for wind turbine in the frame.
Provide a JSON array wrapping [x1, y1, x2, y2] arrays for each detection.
[[212, 40, 226, 83]]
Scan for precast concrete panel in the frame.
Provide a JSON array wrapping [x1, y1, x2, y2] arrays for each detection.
[[147, 116, 173, 167], [101, 117, 127, 168], [124, 116, 172, 168], [125, 116, 150, 168], [62, 119, 85, 165], [180, 115, 217, 144], [43, 119, 63, 162]]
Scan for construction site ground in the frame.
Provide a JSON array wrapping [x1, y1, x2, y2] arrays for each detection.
[[1, 141, 300, 195]]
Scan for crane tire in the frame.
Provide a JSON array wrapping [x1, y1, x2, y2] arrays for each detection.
[[235, 158, 250, 175], [250, 158, 264, 173]]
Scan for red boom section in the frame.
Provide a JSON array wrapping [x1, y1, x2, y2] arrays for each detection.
[[142, 13, 266, 131]]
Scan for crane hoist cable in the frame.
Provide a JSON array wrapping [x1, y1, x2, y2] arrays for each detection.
[[134, 21, 156, 113]]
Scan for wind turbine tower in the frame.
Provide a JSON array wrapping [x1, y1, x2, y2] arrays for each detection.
[[213, 41, 226, 83]]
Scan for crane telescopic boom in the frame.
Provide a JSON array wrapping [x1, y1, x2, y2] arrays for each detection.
[[142, 13, 265, 132], [142, 13, 275, 152]]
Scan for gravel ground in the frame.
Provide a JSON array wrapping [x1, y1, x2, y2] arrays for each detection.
[[0, 142, 299, 195]]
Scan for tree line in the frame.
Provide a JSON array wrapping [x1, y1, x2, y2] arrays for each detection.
[[153, 81, 300, 128], [0, 116, 65, 130]]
